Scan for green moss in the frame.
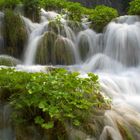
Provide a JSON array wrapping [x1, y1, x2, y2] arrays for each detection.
[[4, 9, 27, 58], [54, 37, 75, 65], [117, 121, 135, 140], [67, 21, 83, 33], [48, 21, 62, 34], [36, 31, 57, 65], [78, 34, 90, 61]]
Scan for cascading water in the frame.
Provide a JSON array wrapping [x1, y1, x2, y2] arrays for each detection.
[[0, 104, 15, 140], [82, 15, 140, 140], [1, 8, 140, 140]]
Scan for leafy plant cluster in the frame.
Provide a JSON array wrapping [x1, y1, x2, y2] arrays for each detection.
[[0, 68, 109, 132], [128, 0, 140, 15], [89, 5, 119, 32]]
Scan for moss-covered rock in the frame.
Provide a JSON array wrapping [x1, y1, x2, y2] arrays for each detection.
[[54, 36, 76, 65], [48, 21, 64, 35], [67, 20, 83, 34], [77, 30, 97, 61], [36, 31, 57, 65], [4, 9, 27, 59], [78, 34, 90, 61], [15, 125, 43, 140], [36, 32, 76, 65], [117, 121, 135, 140], [0, 55, 21, 66]]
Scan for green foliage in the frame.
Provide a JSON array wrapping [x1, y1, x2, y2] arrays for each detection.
[[4, 9, 27, 58], [89, 5, 119, 32], [0, 0, 21, 10], [0, 68, 109, 132], [21, 0, 40, 22], [128, 0, 140, 15], [40, 0, 66, 11], [40, 0, 89, 22], [66, 2, 83, 21]]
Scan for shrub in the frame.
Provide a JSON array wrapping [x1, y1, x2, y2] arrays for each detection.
[[128, 0, 140, 15], [89, 5, 119, 32], [0, 68, 109, 132], [40, 0, 87, 22], [40, 0, 66, 11], [66, 2, 84, 21], [0, 0, 21, 10], [21, 0, 40, 22]]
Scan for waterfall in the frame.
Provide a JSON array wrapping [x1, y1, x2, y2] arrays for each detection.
[[0, 104, 15, 140], [23, 9, 79, 65], [80, 15, 140, 140], [1, 8, 140, 139], [104, 21, 140, 67]]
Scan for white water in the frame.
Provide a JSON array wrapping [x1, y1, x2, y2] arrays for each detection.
[[0, 104, 15, 140]]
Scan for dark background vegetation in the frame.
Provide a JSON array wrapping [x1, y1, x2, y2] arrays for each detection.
[[69, 0, 132, 14]]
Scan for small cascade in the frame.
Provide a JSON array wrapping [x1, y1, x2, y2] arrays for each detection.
[[77, 29, 100, 61], [104, 16, 140, 67], [0, 104, 15, 140], [23, 16, 49, 65], [0, 55, 21, 66], [24, 35, 43, 65], [83, 53, 125, 73], [54, 36, 80, 65], [40, 8, 59, 21], [23, 9, 80, 65]]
